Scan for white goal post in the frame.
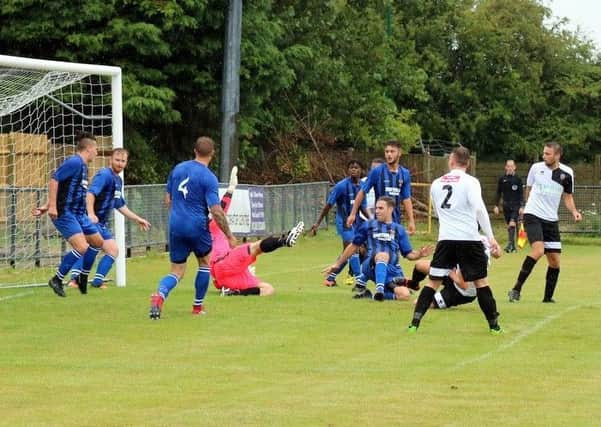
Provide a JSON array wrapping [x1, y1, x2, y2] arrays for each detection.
[[0, 55, 126, 287]]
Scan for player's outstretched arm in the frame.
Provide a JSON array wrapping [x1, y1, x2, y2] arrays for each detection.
[[118, 206, 152, 231], [405, 244, 434, 261]]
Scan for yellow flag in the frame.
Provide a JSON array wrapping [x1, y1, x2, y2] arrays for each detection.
[[517, 223, 528, 249]]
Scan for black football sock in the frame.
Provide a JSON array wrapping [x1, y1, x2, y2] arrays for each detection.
[[411, 286, 436, 327], [411, 267, 427, 285], [544, 267, 560, 301], [514, 256, 537, 292], [260, 236, 284, 253], [508, 225, 516, 247], [239, 287, 261, 296], [476, 286, 499, 329]]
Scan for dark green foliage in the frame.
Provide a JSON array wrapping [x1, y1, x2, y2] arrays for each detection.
[[1, 0, 599, 181]]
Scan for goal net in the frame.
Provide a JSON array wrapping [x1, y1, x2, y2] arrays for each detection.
[[0, 55, 125, 289]]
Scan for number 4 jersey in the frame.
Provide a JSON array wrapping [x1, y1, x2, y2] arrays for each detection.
[[431, 169, 493, 241]]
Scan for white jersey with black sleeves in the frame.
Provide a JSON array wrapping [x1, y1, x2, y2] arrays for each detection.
[[431, 169, 494, 241], [524, 162, 574, 222]]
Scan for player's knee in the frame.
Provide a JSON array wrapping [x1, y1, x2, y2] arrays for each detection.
[[104, 240, 119, 257], [415, 259, 430, 273], [374, 252, 389, 263]]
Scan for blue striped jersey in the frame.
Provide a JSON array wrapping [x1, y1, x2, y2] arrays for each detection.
[[361, 163, 411, 223], [52, 155, 89, 216], [352, 219, 413, 266], [88, 167, 126, 224], [327, 177, 365, 223], [166, 160, 220, 235]]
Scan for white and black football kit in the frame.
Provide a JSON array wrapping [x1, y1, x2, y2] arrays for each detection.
[[429, 169, 494, 282], [523, 162, 574, 253]]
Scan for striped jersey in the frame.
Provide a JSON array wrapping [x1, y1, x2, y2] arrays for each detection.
[[327, 177, 365, 223], [352, 219, 413, 266], [361, 163, 411, 223], [88, 167, 126, 224], [524, 162, 574, 222], [52, 154, 89, 216]]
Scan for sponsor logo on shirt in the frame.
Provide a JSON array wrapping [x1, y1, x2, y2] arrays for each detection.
[[511, 184, 518, 191], [441, 175, 460, 183], [372, 232, 394, 241], [385, 187, 400, 196]]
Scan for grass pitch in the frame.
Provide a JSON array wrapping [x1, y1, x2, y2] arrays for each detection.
[[1, 229, 600, 426]]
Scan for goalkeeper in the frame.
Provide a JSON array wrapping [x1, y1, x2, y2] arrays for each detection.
[[210, 167, 304, 296]]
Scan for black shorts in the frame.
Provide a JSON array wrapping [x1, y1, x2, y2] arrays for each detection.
[[503, 203, 520, 224], [523, 214, 561, 253], [433, 278, 476, 309], [429, 240, 488, 282]]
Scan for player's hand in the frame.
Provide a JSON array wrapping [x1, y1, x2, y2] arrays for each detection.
[[573, 210, 582, 222], [346, 214, 356, 228], [47, 206, 58, 220], [407, 220, 416, 235], [418, 245, 434, 257], [32, 205, 48, 217], [309, 223, 319, 236], [489, 238, 502, 258], [138, 218, 151, 231], [493, 206, 500, 216]]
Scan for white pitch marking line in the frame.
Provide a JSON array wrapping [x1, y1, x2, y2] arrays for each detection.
[[454, 302, 601, 370], [0, 290, 34, 302]]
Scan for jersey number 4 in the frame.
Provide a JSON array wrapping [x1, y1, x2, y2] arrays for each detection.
[[178, 177, 190, 199], [440, 184, 452, 209]]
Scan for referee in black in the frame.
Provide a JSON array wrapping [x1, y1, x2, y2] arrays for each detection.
[[493, 159, 524, 252]]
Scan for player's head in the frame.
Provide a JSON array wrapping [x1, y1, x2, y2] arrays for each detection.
[[194, 136, 215, 159], [75, 131, 97, 162], [370, 158, 384, 170], [110, 148, 129, 174], [383, 140, 401, 166], [504, 159, 516, 175], [375, 196, 395, 222], [347, 160, 363, 179], [449, 146, 470, 170], [543, 142, 562, 167]]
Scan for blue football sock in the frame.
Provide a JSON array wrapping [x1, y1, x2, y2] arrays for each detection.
[[93, 254, 115, 286], [349, 254, 361, 277], [70, 256, 83, 281], [194, 267, 211, 306], [375, 261, 387, 292], [80, 246, 101, 275], [158, 274, 179, 299], [57, 249, 82, 279]]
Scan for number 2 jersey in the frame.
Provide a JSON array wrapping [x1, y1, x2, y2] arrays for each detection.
[[166, 160, 220, 236], [430, 169, 493, 241]]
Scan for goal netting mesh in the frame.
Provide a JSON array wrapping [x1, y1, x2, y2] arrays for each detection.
[[0, 66, 114, 288]]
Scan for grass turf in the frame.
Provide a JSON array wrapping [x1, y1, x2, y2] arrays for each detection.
[[1, 229, 600, 426]]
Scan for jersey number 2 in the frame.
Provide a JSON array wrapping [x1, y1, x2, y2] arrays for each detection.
[[440, 185, 452, 209]]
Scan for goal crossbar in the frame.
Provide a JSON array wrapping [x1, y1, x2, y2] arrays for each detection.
[[0, 55, 126, 287]]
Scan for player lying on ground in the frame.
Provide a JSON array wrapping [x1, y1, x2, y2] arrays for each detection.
[[408, 236, 501, 309], [210, 167, 304, 296], [322, 196, 432, 302]]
